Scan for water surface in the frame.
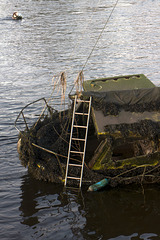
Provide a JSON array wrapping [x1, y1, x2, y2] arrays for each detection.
[[0, 0, 160, 239]]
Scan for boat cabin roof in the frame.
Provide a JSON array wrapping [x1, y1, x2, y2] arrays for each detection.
[[83, 74, 155, 92], [83, 74, 159, 137]]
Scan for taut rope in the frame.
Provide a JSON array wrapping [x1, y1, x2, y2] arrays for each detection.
[[69, 0, 120, 95], [81, 0, 120, 72]]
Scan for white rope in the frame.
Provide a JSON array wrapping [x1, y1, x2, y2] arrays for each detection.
[[69, 0, 120, 94], [81, 0, 120, 72], [49, 0, 120, 97], [66, 0, 103, 72]]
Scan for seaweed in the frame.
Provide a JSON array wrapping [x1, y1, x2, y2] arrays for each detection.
[[17, 94, 160, 187]]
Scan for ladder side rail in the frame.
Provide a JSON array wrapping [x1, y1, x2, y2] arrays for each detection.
[[64, 95, 77, 186], [79, 96, 92, 187]]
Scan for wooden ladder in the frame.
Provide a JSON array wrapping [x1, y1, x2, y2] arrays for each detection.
[[64, 95, 92, 188]]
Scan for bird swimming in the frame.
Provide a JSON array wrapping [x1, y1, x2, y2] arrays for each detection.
[[12, 12, 22, 20]]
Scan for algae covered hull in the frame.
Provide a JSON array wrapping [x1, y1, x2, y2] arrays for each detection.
[[83, 74, 160, 171], [15, 74, 160, 187]]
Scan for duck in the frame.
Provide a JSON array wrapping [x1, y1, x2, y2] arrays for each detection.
[[12, 12, 22, 20]]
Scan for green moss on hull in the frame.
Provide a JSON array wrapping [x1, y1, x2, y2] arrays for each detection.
[[92, 152, 160, 171]]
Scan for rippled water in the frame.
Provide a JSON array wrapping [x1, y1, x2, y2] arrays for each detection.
[[0, 0, 160, 239]]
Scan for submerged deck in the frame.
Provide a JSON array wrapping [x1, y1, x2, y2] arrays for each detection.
[[92, 110, 160, 135]]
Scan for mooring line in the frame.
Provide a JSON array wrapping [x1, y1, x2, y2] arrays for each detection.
[[81, 0, 120, 72], [69, 0, 120, 95]]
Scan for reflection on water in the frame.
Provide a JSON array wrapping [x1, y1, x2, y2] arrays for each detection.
[[19, 174, 86, 239], [108, 233, 158, 240], [0, 0, 160, 239], [19, 174, 160, 239], [82, 185, 160, 239]]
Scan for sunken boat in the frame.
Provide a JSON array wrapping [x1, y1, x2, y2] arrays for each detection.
[[15, 74, 160, 188]]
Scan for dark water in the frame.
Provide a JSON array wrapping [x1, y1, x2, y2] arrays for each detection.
[[0, 0, 160, 239]]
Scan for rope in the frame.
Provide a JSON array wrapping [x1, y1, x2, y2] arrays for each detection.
[[44, 0, 120, 97], [67, 0, 103, 70], [69, 70, 84, 96], [47, 0, 103, 89], [69, 0, 120, 95], [81, 0, 120, 72]]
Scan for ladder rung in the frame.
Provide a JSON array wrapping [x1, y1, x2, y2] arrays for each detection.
[[75, 112, 89, 116], [69, 163, 82, 167], [73, 125, 87, 128], [65, 186, 80, 191], [64, 96, 92, 188], [70, 150, 84, 154], [72, 138, 85, 141], [76, 99, 90, 103], [67, 176, 81, 180]]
